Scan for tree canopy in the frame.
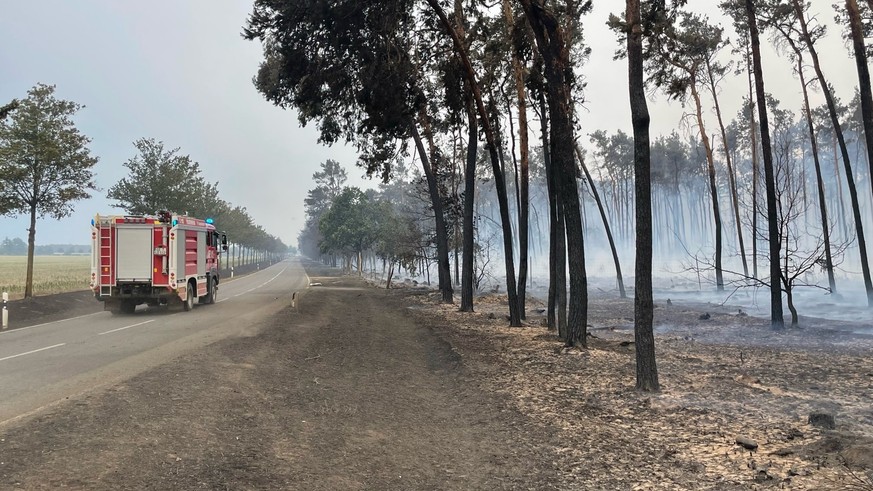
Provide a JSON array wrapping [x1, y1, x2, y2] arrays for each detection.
[[107, 138, 219, 217], [0, 83, 98, 297]]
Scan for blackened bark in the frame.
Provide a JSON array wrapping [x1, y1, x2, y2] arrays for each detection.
[[411, 123, 453, 303], [540, 94, 558, 331], [706, 57, 748, 277], [690, 83, 724, 291], [792, 0, 873, 306], [746, 44, 760, 280], [746, 0, 785, 329], [627, 0, 659, 391], [846, 0, 873, 210], [460, 96, 478, 312], [426, 0, 521, 324], [797, 57, 837, 293], [503, 0, 531, 321], [575, 144, 626, 298], [521, 0, 588, 347]]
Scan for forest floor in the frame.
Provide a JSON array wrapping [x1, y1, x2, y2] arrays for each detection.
[[1, 263, 872, 489], [406, 285, 873, 489]]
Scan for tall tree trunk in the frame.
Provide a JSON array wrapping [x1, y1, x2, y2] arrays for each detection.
[[503, 0, 531, 321], [793, 0, 873, 306], [25, 203, 37, 298], [522, 0, 588, 347], [798, 57, 837, 293], [427, 0, 520, 324], [846, 0, 873, 206], [690, 84, 724, 290], [746, 47, 760, 280], [411, 122, 453, 304], [460, 95, 478, 312], [746, 0, 785, 329], [575, 145, 626, 298], [706, 57, 748, 277], [627, 0, 659, 391], [541, 94, 558, 331]]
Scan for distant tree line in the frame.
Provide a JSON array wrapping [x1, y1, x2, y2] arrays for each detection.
[[300, 160, 437, 288], [0, 237, 90, 256]]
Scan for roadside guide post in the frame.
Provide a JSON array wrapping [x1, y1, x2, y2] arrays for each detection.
[[2, 291, 8, 330]]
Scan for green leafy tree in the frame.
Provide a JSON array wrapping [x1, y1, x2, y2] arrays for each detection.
[[319, 187, 381, 274], [372, 200, 420, 288], [107, 138, 220, 217], [0, 83, 98, 297], [299, 160, 349, 259]]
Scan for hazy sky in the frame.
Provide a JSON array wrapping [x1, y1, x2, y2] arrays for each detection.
[[0, 0, 860, 247]]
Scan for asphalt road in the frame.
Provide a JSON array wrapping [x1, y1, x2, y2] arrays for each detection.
[[0, 258, 307, 426]]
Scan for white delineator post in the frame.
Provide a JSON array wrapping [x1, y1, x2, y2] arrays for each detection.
[[2, 291, 8, 330]]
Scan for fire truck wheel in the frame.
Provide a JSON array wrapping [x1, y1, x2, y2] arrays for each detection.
[[206, 277, 218, 304], [120, 300, 136, 314], [183, 282, 195, 311]]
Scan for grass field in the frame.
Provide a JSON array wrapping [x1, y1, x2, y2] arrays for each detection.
[[0, 255, 91, 299]]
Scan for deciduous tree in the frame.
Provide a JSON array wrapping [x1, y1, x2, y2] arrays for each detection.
[[0, 83, 98, 298], [108, 138, 218, 217]]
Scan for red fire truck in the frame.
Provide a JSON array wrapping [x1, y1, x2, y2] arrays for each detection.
[[90, 211, 227, 314]]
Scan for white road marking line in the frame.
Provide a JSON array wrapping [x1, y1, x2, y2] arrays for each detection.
[[229, 267, 289, 298], [0, 312, 102, 335], [98, 319, 155, 335], [0, 343, 66, 362]]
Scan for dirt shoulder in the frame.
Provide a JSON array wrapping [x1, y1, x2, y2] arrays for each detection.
[[0, 264, 559, 490]]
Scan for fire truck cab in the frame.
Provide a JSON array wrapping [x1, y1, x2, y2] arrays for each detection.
[[90, 211, 227, 314]]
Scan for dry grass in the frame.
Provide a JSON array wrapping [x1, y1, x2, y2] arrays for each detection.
[[0, 255, 90, 299]]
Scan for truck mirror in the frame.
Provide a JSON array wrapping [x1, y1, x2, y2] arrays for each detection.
[[221, 234, 228, 252]]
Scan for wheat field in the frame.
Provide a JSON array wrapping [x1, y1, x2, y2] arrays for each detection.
[[0, 256, 90, 299]]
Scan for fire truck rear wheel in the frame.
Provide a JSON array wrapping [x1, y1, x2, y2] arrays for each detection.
[[183, 282, 195, 311], [206, 277, 218, 304], [120, 300, 136, 314]]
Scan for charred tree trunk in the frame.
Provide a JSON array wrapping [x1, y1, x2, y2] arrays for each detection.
[[540, 94, 558, 332], [846, 0, 873, 206], [784, 278, 799, 327], [427, 0, 521, 324], [627, 0, 659, 391], [522, 0, 588, 347], [412, 121, 453, 304], [798, 58, 837, 293], [690, 84, 724, 290], [706, 57, 748, 277], [746, 46, 760, 280], [575, 144, 626, 298], [503, 0, 531, 321], [460, 95, 478, 312], [747, 0, 785, 329], [793, 0, 873, 306]]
